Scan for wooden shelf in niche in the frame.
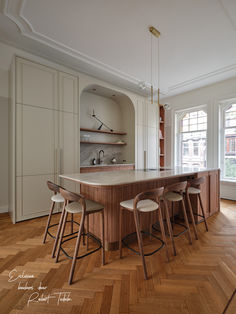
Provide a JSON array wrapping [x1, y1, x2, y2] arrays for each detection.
[[80, 141, 127, 145], [80, 128, 127, 135]]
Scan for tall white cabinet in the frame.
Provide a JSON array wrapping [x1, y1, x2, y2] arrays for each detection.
[[9, 57, 79, 223]]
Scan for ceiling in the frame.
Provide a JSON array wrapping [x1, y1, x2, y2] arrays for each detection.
[[0, 0, 236, 97]]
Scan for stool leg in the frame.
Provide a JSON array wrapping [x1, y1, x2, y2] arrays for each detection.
[[158, 208, 169, 262], [71, 213, 74, 234], [119, 207, 123, 259], [86, 215, 89, 251], [198, 193, 209, 231], [149, 212, 152, 241], [43, 201, 55, 243], [82, 219, 85, 246], [55, 211, 68, 263], [186, 193, 198, 240], [171, 202, 175, 228], [52, 202, 66, 258], [101, 210, 105, 266], [163, 200, 176, 256], [69, 212, 86, 285], [133, 210, 148, 280], [181, 199, 192, 245]]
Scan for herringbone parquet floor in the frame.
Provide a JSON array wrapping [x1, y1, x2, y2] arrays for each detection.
[[0, 199, 236, 314]]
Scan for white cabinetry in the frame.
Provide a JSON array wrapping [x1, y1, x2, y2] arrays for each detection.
[[136, 98, 158, 169], [10, 57, 79, 223]]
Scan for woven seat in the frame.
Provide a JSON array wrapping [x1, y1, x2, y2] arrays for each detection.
[[120, 199, 158, 212]]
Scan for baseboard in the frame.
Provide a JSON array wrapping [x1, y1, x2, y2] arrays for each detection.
[[0, 206, 9, 213]]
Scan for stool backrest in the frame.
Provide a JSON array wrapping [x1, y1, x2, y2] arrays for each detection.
[[165, 181, 187, 194], [189, 176, 205, 188], [47, 181, 62, 194], [133, 187, 164, 209], [59, 188, 86, 210]]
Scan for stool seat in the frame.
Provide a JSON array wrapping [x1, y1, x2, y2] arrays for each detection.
[[120, 199, 158, 212], [51, 193, 64, 203], [65, 199, 104, 214], [164, 192, 183, 202], [187, 187, 201, 194]]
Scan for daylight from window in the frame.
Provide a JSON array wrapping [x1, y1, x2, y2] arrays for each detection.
[[223, 104, 236, 180], [179, 110, 207, 167]]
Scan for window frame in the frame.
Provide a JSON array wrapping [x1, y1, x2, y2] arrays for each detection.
[[175, 105, 208, 167], [219, 100, 236, 182]]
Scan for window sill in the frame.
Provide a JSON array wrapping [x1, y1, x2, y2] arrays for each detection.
[[220, 179, 236, 185]]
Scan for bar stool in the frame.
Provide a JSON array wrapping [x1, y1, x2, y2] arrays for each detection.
[[55, 188, 105, 285], [162, 181, 192, 254], [185, 177, 209, 234], [119, 187, 170, 280], [42, 181, 65, 243]]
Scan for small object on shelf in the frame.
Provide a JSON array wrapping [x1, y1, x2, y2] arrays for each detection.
[[91, 158, 97, 165], [116, 140, 125, 144], [159, 129, 163, 139], [111, 157, 117, 164], [81, 134, 90, 142], [92, 109, 113, 132]]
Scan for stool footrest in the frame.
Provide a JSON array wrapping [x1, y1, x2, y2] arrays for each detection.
[[193, 213, 206, 225], [122, 231, 165, 257], [47, 220, 80, 239], [153, 220, 188, 238], [60, 232, 102, 260]]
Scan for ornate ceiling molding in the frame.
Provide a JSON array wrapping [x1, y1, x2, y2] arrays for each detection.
[[2, 0, 236, 97]]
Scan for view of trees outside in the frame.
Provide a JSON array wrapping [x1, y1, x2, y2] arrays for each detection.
[[180, 110, 207, 167], [224, 104, 236, 179]]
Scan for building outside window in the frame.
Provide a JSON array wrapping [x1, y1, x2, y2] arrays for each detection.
[[220, 103, 236, 180], [176, 108, 207, 167]]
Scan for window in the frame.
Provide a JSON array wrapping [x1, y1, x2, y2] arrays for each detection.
[[176, 109, 207, 167], [221, 103, 236, 180]]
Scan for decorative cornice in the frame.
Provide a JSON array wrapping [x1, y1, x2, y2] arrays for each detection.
[[2, 0, 236, 97]]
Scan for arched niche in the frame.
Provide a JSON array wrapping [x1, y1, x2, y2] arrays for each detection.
[[80, 84, 135, 166]]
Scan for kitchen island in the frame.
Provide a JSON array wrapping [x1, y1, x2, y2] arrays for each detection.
[[60, 167, 220, 250]]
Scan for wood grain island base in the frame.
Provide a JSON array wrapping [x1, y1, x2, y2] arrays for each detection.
[[60, 168, 220, 250]]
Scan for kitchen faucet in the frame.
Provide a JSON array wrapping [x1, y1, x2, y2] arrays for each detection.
[[98, 150, 104, 164]]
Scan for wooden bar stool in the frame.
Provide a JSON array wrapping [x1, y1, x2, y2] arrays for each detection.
[[42, 181, 65, 243], [55, 188, 105, 285], [162, 181, 192, 254], [185, 177, 209, 233], [119, 187, 170, 280]]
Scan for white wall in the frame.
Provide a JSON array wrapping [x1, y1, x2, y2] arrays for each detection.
[[163, 76, 236, 200]]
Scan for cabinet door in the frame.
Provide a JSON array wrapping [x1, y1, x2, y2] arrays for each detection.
[[59, 72, 78, 113], [16, 175, 54, 221], [16, 57, 57, 109], [20, 105, 57, 176], [147, 126, 157, 169], [58, 111, 79, 192]]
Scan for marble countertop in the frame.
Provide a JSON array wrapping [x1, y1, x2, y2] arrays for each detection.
[[60, 166, 219, 187], [80, 163, 134, 168]]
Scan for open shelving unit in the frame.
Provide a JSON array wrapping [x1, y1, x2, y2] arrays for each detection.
[[159, 105, 165, 167], [80, 128, 127, 135], [80, 128, 127, 146]]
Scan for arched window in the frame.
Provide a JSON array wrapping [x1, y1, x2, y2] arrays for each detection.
[[220, 103, 236, 180], [176, 109, 207, 167]]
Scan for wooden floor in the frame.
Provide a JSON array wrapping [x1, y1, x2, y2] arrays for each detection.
[[0, 199, 236, 314]]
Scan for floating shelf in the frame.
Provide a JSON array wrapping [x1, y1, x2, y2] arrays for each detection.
[[80, 141, 126, 145], [80, 128, 127, 135]]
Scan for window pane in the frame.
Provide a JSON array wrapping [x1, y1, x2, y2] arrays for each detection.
[[223, 121, 236, 180], [179, 109, 207, 167]]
